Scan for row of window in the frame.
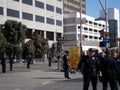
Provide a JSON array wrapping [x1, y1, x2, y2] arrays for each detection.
[[0, 7, 62, 26], [26, 29, 62, 40], [84, 35, 99, 40], [13, 0, 62, 14]]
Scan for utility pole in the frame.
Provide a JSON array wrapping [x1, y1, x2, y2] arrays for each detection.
[[79, 0, 82, 59], [98, 0, 108, 48]]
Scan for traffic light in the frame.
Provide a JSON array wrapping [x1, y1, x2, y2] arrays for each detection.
[[99, 29, 104, 39], [99, 41, 106, 47]]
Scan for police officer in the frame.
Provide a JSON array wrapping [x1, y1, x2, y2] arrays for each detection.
[[100, 50, 118, 90], [27, 54, 32, 69], [1, 53, 7, 73], [78, 48, 99, 90], [111, 51, 120, 86], [63, 50, 71, 79]]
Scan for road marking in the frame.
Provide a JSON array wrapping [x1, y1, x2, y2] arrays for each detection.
[[41, 81, 51, 85], [13, 89, 21, 90]]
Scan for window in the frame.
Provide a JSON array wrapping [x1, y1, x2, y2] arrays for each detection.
[[46, 31, 54, 40], [35, 0, 44, 9], [22, 12, 33, 20], [13, 0, 19, 2], [58, 0, 61, 1], [47, 18, 54, 25], [22, 0, 32, 5], [7, 8, 19, 18], [56, 7, 62, 14], [35, 15, 44, 23], [46, 4, 54, 12], [0, 7, 3, 15], [56, 20, 62, 26]]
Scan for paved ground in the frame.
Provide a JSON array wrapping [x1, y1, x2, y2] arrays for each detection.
[[0, 61, 112, 90]]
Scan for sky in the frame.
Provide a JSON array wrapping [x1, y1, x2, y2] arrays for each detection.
[[86, 0, 120, 18]]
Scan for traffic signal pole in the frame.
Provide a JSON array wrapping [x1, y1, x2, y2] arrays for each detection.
[[98, 0, 108, 49]]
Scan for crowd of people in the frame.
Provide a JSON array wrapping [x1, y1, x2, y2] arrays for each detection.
[[77, 48, 120, 90], [62, 48, 120, 90]]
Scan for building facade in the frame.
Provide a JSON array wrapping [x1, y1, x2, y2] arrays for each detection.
[[63, 0, 86, 14], [100, 8, 119, 47], [0, 0, 63, 47], [63, 12, 106, 51]]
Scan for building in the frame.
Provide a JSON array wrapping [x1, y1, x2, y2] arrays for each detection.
[[100, 8, 119, 47], [0, 0, 63, 48], [63, 0, 86, 14], [63, 12, 106, 52]]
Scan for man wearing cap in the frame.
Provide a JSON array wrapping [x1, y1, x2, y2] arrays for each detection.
[[78, 48, 99, 90], [63, 50, 71, 79]]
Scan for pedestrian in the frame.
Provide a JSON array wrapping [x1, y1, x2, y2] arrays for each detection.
[[78, 48, 99, 90], [9, 54, 13, 71], [111, 51, 120, 87], [1, 53, 7, 73], [48, 55, 52, 67], [63, 50, 71, 79], [100, 50, 118, 90], [27, 54, 32, 69]]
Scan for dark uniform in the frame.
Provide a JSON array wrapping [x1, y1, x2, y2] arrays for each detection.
[[27, 55, 32, 69], [112, 51, 120, 86], [63, 51, 70, 79], [78, 48, 99, 90], [100, 50, 118, 90], [1, 53, 6, 73]]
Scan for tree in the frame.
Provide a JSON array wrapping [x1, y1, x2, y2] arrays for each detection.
[[23, 40, 35, 57], [2, 20, 27, 56], [57, 37, 64, 53], [33, 34, 49, 59], [0, 25, 7, 53], [2, 20, 27, 71]]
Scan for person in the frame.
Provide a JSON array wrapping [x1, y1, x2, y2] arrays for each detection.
[[1, 53, 7, 73], [111, 51, 120, 86], [100, 50, 118, 90], [9, 54, 13, 71], [78, 48, 99, 90], [48, 55, 52, 67], [63, 50, 71, 79], [27, 54, 32, 69]]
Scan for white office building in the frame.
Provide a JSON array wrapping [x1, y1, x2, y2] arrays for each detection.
[[0, 0, 63, 48], [63, 12, 106, 51]]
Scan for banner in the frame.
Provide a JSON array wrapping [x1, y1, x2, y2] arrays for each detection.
[[69, 46, 80, 69]]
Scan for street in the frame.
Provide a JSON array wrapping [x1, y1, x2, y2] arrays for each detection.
[[0, 61, 111, 90]]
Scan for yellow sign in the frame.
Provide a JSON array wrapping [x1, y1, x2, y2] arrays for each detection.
[[69, 46, 80, 69]]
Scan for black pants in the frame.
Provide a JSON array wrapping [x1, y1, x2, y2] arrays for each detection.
[[102, 74, 118, 90], [2, 64, 6, 73], [64, 68, 69, 78], [83, 75, 97, 90]]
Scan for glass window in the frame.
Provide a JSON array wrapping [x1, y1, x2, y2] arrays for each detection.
[[13, 0, 19, 2], [56, 7, 62, 14], [22, 12, 33, 20], [56, 20, 62, 26], [35, 15, 44, 23], [46, 4, 54, 12], [35, 0, 44, 9], [22, 0, 32, 5], [0, 7, 3, 15], [47, 18, 54, 25], [46, 31, 54, 40], [7, 8, 19, 18]]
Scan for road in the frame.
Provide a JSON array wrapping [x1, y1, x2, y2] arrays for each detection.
[[0, 61, 111, 90]]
